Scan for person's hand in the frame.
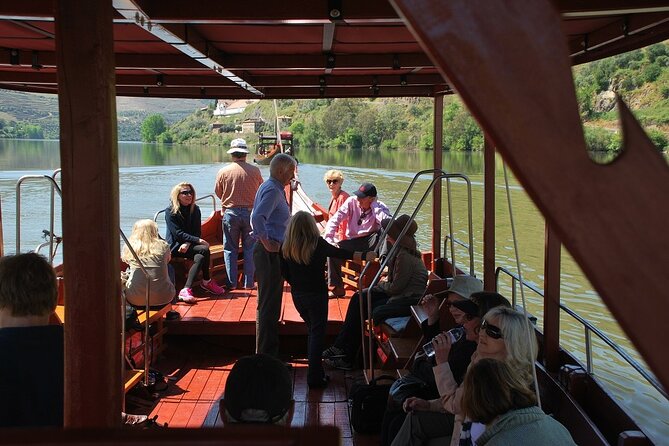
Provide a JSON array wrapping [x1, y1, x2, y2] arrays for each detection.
[[198, 239, 210, 248], [261, 238, 280, 253], [178, 243, 190, 253], [364, 251, 376, 262], [403, 397, 429, 413], [420, 294, 439, 322], [432, 332, 452, 365]]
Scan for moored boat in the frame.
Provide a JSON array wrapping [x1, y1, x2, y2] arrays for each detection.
[[253, 131, 294, 165]]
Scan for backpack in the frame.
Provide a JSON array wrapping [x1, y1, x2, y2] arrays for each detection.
[[348, 375, 395, 434]]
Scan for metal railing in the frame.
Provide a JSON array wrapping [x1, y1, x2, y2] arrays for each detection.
[[16, 171, 62, 261], [359, 169, 473, 378], [495, 266, 668, 400]]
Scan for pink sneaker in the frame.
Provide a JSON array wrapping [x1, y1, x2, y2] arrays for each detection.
[[178, 288, 197, 304], [201, 279, 226, 295]]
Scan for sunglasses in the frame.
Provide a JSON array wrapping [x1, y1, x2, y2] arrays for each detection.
[[179, 190, 194, 196], [326, 179, 339, 184], [357, 209, 369, 226], [480, 319, 503, 339]]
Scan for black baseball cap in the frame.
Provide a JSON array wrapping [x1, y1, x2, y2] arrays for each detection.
[[354, 182, 377, 198]]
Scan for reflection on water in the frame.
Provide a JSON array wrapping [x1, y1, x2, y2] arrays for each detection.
[[0, 140, 667, 442]]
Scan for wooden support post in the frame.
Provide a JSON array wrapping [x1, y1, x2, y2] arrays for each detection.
[[432, 94, 443, 265], [483, 135, 495, 290], [544, 223, 561, 372], [56, 0, 121, 427]]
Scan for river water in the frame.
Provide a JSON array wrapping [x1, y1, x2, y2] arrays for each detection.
[[0, 139, 667, 443]]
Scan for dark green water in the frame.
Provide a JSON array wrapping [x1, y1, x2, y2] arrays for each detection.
[[0, 140, 666, 442]]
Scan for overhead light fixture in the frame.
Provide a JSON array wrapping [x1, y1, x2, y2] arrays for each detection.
[[143, 87, 149, 95], [326, 53, 336, 69], [156, 74, 164, 86], [328, 0, 343, 21], [9, 49, 19, 65], [393, 55, 400, 70], [32, 51, 42, 70], [400, 75, 407, 86]]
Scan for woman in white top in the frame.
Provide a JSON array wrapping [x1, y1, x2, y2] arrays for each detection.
[[122, 219, 175, 308]]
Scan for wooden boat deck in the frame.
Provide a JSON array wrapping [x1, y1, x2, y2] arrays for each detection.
[[137, 337, 377, 446], [166, 284, 354, 336]]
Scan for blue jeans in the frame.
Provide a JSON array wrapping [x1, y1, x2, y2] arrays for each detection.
[[291, 290, 328, 385], [223, 208, 255, 288]]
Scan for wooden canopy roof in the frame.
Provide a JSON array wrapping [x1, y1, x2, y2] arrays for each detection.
[[1, 0, 669, 99]]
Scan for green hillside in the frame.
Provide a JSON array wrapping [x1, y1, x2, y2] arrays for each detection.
[[2, 41, 669, 151], [0, 90, 209, 141], [149, 43, 669, 152]]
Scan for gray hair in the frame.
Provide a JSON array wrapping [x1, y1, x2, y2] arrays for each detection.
[[269, 153, 296, 180]]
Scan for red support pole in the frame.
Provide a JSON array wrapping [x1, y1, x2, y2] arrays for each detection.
[[56, 0, 121, 427], [432, 94, 443, 267], [483, 135, 496, 290], [544, 224, 562, 372]]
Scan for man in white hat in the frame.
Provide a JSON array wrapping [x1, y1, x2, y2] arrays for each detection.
[[214, 138, 263, 289]]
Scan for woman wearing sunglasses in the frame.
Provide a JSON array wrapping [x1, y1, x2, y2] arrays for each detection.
[[323, 169, 350, 243], [165, 182, 226, 304], [392, 306, 538, 446]]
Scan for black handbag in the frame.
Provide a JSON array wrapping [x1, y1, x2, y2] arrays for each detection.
[[348, 375, 396, 434]]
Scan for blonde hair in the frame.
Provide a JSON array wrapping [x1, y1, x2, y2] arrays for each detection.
[[323, 169, 344, 183], [122, 219, 169, 262], [483, 306, 539, 386], [169, 182, 196, 215], [282, 211, 320, 265]]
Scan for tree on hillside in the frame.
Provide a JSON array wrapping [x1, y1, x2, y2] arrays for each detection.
[[140, 114, 167, 142]]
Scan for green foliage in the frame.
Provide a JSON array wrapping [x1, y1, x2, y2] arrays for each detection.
[[140, 114, 167, 142], [646, 128, 668, 150], [0, 119, 44, 139], [583, 126, 620, 151]]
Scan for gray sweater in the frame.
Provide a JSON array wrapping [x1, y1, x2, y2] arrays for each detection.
[[476, 406, 577, 446]]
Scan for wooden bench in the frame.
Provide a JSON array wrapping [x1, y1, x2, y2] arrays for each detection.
[[341, 258, 380, 290]]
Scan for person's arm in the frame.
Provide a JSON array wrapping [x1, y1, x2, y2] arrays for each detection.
[[165, 211, 199, 245], [320, 237, 375, 261], [376, 251, 411, 296], [214, 170, 225, 200], [279, 252, 291, 284], [192, 206, 202, 240], [251, 185, 281, 252], [434, 351, 472, 415], [372, 199, 391, 222], [323, 200, 349, 243]]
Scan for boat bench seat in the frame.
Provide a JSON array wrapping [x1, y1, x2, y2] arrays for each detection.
[[341, 258, 380, 290]]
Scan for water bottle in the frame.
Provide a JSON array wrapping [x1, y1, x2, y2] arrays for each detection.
[[422, 327, 465, 358]]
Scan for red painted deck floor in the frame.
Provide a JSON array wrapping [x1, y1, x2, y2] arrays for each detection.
[[166, 284, 353, 336], [129, 285, 377, 444], [132, 337, 378, 446]]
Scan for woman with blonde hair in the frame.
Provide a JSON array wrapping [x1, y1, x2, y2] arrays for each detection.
[[461, 358, 576, 445], [323, 169, 349, 242], [122, 219, 175, 308], [165, 182, 225, 304], [280, 211, 373, 388], [392, 306, 538, 446]]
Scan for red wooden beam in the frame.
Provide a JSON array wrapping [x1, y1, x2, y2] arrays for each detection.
[[391, 0, 669, 391], [56, 0, 122, 427]]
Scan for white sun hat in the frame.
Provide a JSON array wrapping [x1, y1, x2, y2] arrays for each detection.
[[227, 138, 249, 154]]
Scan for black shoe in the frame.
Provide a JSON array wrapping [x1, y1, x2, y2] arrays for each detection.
[[308, 375, 330, 389], [165, 310, 181, 321]]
